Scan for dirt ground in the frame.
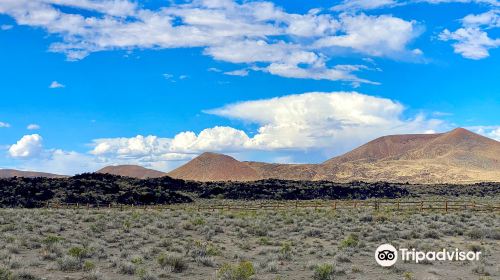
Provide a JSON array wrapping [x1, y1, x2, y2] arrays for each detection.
[[0, 199, 498, 280]]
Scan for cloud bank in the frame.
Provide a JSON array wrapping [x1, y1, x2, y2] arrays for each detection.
[[0, 0, 427, 84]]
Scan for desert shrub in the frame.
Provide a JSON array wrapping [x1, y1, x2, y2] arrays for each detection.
[[339, 234, 359, 249], [278, 242, 292, 261], [190, 241, 220, 258], [217, 261, 255, 280], [472, 264, 490, 276], [42, 235, 63, 245], [423, 230, 440, 239], [57, 256, 82, 271], [130, 256, 144, 265], [335, 252, 351, 263], [136, 268, 158, 280], [313, 263, 335, 280], [195, 256, 216, 267], [83, 260, 95, 271], [83, 270, 103, 280], [264, 261, 278, 273], [359, 214, 373, 222], [403, 272, 414, 280], [157, 254, 187, 273], [118, 262, 135, 275], [68, 246, 90, 259], [192, 217, 206, 226], [305, 229, 322, 237], [11, 271, 41, 280], [0, 267, 12, 280], [258, 237, 271, 245], [467, 228, 485, 239]]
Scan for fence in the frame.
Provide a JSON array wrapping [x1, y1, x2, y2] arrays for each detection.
[[40, 200, 500, 212]]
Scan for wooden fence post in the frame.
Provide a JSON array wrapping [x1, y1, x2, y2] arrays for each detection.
[[445, 201, 448, 213]]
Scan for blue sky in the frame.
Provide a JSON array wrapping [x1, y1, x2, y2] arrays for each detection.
[[0, 0, 499, 175]]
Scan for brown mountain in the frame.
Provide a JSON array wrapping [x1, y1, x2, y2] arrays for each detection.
[[168, 152, 261, 181], [168, 128, 500, 183], [97, 165, 167, 179], [317, 128, 500, 183], [0, 169, 66, 178]]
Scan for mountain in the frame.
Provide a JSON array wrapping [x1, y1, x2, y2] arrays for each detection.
[[168, 128, 500, 183], [318, 128, 500, 183], [168, 152, 261, 181], [0, 169, 66, 178], [97, 165, 167, 179]]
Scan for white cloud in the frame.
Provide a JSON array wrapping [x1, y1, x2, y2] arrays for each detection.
[[314, 13, 421, 58], [0, 0, 426, 84], [0, 122, 10, 128], [207, 92, 443, 150], [1, 24, 13, 30], [439, 27, 500, 59], [8, 134, 43, 158], [224, 69, 249, 76], [87, 92, 444, 167], [49, 81, 65, 88], [439, 10, 500, 59], [332, 0, 400, 11], [468, 125, 500, 140], [462, 9, 500, 27], [27, 124, 41, 130]]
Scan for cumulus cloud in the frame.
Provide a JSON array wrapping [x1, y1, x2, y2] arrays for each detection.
[[8, 134, 43, 158], [314, 13, 422, 58], [439, 10, 500, 59], [27, 124, 41, 130], [468, 125, 500, 140], [0, 0, 425, 84], [49, 81, 65, 88], [206, 92, 443, 150], [88, 92, 445, 165], [0, 122, 10, 128]]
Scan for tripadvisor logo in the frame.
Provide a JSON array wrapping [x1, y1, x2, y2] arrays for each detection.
[[375, 244, 481, 267]]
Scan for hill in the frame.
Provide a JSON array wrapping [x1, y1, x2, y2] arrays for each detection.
[[0, 169, 66, 178], [168, 152, 261, 181], [318, 128, 500, 183], [97, 165, 167, 179], [168, 128, 500, 183]]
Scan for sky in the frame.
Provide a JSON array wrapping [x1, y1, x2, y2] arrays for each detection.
[[0, 0, 499, 175]]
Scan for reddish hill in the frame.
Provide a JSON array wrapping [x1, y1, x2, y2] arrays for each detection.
[[97, 165, 167, 179], [168, 128, 500, 183], [168, 152, 260, 181], [0, 169, 66, 178]]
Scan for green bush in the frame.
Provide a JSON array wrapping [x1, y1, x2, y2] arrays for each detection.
[[0, 267, 12, 280], [339, 234, 359, 249], [68, 247, 89, 259], [83, 260, 95, 271], [217, 261, 255, 280], [313, 263, 335, 280], [42, 235, 63, 245]]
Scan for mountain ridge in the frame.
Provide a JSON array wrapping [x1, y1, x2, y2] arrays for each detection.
[[97, 165, 167, 179], [168, 128, 500, 183]]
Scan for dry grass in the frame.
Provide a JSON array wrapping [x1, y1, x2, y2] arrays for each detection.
[[0, 198, 498, 279]]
